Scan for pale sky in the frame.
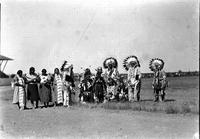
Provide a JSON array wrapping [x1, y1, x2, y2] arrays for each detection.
[[1, 0, 199, 74]]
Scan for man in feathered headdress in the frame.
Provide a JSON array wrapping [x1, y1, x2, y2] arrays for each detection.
[[60, 60, 75, 107], [123, 55, 141, 102], [149, 58, 167, 102], [103, 57, 119, 101]]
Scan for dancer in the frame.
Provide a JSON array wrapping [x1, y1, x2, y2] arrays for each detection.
[[123, 55, 141, 102]]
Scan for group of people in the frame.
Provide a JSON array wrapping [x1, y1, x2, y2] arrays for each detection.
[[12, 61, 75, 110], [78, 56, 142, 104], [12, 56, 168, 111]]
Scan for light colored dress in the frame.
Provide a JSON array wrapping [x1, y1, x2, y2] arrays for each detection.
[[12, 75, 25, 107], [53, 74, 63, 104]]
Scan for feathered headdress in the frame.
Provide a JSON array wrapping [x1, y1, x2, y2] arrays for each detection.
[[60, 60, 73, 72], [103, 57, 118, 69], [149, 58, 164, 71], [123, 55, 140, 70]]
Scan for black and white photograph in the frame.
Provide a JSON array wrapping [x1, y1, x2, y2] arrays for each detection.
[[0, 0, 199, 138]]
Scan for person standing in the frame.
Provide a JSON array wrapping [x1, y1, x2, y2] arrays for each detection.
[[52, 68, 63, 106], [103, 57, 119, 101], [92, 67, 106, 103], [78, 68, 93, 103], [39, 69, 51, 108], [60, 61, 75, 107], [25, 67, 40, 109], [123, 55, 141, 102], [149, 58, 167, 102], [12, 70, 26, 110]]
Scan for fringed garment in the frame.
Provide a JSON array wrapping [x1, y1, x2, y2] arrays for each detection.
[[104, 68, 119, 99], [127, 66, 141, 101]]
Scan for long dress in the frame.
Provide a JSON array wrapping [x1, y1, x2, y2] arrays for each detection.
[[12, 75, 25, 107], [39, 75, 51, 103], [52, 74, 63, 104], [12, 83, 19, 104], [26, 74, 40, 101]]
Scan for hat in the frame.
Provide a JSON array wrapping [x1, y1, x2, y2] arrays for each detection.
[[123, 55, 139, 70], [149, 58, 164, 71], [103, 57, 118, 69]]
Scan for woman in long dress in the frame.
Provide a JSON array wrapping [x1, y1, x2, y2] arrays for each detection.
[[52, 68, 63, 106], [25, 67, 40, 109], [12, 70, 26, 110], [39, 69, 51, 108]]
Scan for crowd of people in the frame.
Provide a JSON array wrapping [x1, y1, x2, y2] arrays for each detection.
[[12, 56, 167, 111]]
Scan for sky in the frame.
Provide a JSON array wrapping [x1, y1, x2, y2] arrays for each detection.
[[1, 0, 199, 74]]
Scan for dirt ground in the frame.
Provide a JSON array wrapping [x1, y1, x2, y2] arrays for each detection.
[[0, 88, 198, 139], [0, 76, 199, 139]]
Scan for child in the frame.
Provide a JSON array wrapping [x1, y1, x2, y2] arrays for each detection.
[[117, 78, 128, 101], [93, 67, 106, 103], [78, 68, 93, 103]]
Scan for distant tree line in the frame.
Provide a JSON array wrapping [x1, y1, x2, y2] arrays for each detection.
[[141, 70, 199, 78]]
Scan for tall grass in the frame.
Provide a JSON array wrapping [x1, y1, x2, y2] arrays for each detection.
[[77, 101, 199, 114]]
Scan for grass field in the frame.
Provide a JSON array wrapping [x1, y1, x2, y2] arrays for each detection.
[[74, 76, 199, 114], [0, 76, 199, 138]]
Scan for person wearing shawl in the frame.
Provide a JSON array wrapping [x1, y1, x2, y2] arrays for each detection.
[[39, 69, 51, 108], [103, 57, 119, 101], [92, 67, 106, 103], [123, 56, 141, 102], [12, 70, 26, 110], [60, 61, 75, 107], [149, 58, 167, 102], [78, 68, 94, 103], [25, 67, 40, 109], [52, 68, 63, 106]]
